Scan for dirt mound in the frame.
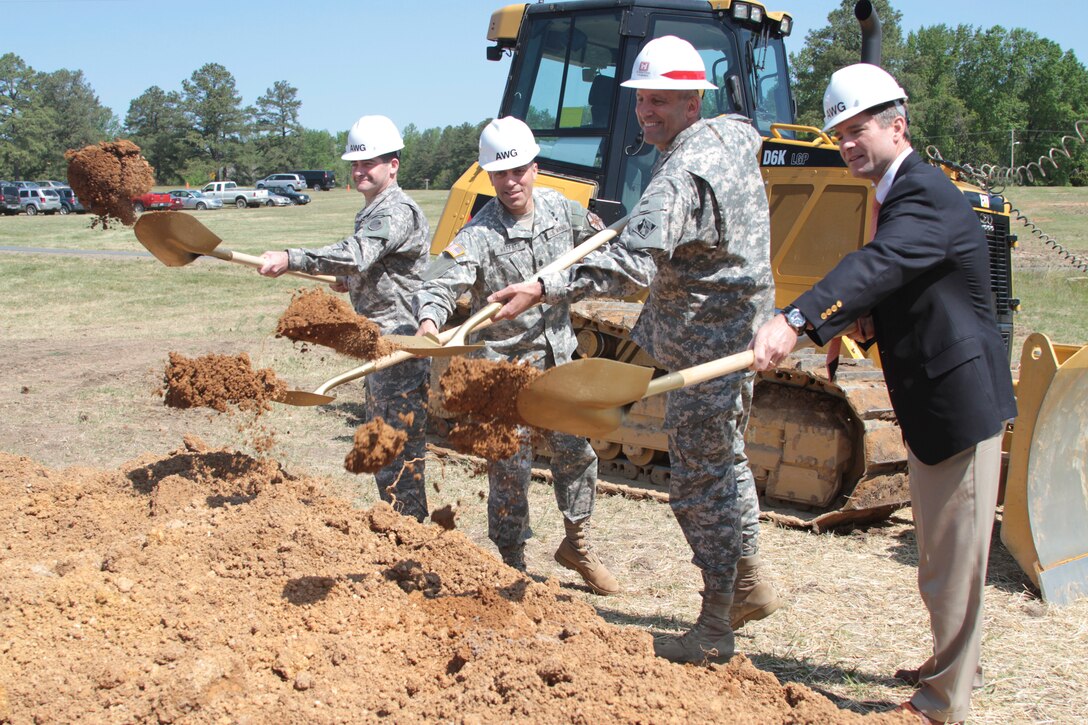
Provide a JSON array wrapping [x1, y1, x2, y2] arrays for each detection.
[[440, 357, 543, 461], [0, 447, 908, 724], [276, 287, 394, 360], [344, 417, 407, 474], [65, 140, 154, 228], [162, 351, 286, 414]]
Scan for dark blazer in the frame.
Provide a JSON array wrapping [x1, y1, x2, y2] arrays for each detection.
[[794, 150, 1017, 465]]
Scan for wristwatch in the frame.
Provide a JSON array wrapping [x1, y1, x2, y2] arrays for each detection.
[[781, 305, 807, 335]]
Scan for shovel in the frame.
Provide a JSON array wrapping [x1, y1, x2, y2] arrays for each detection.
[[277, 317, 498, 406], [515, 350, 756, 437], [133, 211, 337, 283], [385, 215, 628, 357]]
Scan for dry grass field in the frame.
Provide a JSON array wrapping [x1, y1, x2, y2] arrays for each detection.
[[1, 185, 1086, 723]]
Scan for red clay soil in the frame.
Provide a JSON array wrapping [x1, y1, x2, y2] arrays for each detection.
[[439, 358, 543, 461], [65, 140, 154, 228], [162, 351, 286, 415], [344, 417, 407, 474], [0, 445, 911, 724], [276, 288, 394, 360]]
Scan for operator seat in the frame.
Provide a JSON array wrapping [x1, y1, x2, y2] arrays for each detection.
[[587, 74, 615, 128]]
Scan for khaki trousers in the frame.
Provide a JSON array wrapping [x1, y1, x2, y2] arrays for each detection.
[[907, 431, 1003, 723]]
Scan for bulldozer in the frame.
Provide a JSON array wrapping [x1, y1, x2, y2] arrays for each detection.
[[428, 0, 1088, 603]]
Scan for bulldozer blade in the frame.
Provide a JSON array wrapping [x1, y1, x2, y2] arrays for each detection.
[[1002, 333, 1088, 606]]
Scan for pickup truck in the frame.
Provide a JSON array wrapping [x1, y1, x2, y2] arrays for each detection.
[[132, 191, 181, 213], [199, 181, 270, 208]]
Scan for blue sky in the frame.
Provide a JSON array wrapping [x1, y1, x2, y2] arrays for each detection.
[[7, 0, 1088, 135]]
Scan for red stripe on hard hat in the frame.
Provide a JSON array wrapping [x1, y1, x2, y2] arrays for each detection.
[[661, 70, 707, 80]]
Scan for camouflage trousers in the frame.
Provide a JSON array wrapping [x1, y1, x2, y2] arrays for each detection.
[[487, 429, 598, 550], [365, 359, 430, 522], [667, 374, 761, 593]]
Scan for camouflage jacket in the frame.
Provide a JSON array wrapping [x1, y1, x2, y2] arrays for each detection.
[[540, 116, 774, 420], [287, 183, 429, 336], [414, 187, 596, 367]]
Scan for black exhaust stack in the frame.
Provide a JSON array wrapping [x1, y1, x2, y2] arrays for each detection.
[[855, 1, 882, 66]]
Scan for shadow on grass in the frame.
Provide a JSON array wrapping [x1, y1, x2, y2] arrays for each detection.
[[884, 519, 1038, 597]]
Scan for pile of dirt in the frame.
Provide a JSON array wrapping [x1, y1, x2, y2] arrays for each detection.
[[343, 417, 407, 474], [0, 445, 909, 723], [162, 351, 286, 414], [276, 288, 394, 360], [65, 140, 155, 228], [439, 357, 543, 461]]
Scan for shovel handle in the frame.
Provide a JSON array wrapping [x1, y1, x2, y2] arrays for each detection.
[[204, 247, 338, 283], [644, 350, 756, 399], [434, 216, 629, 350], [536, 216, 628, 277], [312, 317, 499, 395]]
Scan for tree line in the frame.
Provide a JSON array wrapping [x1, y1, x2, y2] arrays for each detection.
[[4, 0, 1088, 188], [0, 54, 492, 190], [791, 1, 1088, 185]]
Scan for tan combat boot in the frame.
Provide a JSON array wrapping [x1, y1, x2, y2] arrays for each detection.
[[730, 554, 781, 629], [553, 518, 620, 595], [653, 591, 735, 664]]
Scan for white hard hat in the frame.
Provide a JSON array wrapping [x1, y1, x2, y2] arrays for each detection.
[[342, 115, 404, 161], [822, 63, 908, 132], [620, 35, 716, 90], [478, 117, 540, 172]]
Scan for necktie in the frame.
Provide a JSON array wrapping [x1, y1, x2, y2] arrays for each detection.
[[826, 195, 881, 380]]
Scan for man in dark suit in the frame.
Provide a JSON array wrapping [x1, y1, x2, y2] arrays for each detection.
[[752, 63, 1016, 724]]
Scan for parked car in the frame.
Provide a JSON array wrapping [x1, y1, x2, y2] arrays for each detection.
[[168, 189, 223, 210], [56, 187, 86, 214], [19, 187, 62, 215], [133, 191, 182, 212], [255, 173, 306, 192], [200, 181, 269, 208], [34, 180, 67, 189], [290, 169, 338, 191], [15, 181, 40, 189], [264, 192, 292, 207], [1, 184, 21, 215], [269, 187, 310, 205]]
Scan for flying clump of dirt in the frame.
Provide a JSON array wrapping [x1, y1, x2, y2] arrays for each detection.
[[65, 140, 155, 228], [162, 351, 286, 414], [344, 418, 407, 474], [439, 357, 543, 461], [442, 357, 542, 427], [276, 287, 395, 360]]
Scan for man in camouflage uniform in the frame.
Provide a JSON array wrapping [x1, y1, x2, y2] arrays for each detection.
[[259, 115, 431, 522], [490, 36, 779, 662], [413, 117, 619, 595]]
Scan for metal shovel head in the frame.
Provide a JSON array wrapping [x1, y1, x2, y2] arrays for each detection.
[[384, 334, 484, 357], [516, 357, 654, 437], [276, 389, 337, 407], [133, 211, 223, 267]]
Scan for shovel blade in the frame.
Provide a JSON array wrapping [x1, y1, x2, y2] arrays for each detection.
[[385, 334, 485, 358], [134, 211, 223, 266], [276, 389, 337, 407], [515, 358, 654, 436]]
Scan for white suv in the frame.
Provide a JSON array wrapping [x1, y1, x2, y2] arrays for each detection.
[[19, 187, 63, 215], [256, 173, 305, 192]]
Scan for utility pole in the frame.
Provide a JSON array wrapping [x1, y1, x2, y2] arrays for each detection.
[[1010, 128, 1020, 169]]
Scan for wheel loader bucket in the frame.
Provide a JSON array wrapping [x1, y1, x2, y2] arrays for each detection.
[[1001, 333, 1088, 606]]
